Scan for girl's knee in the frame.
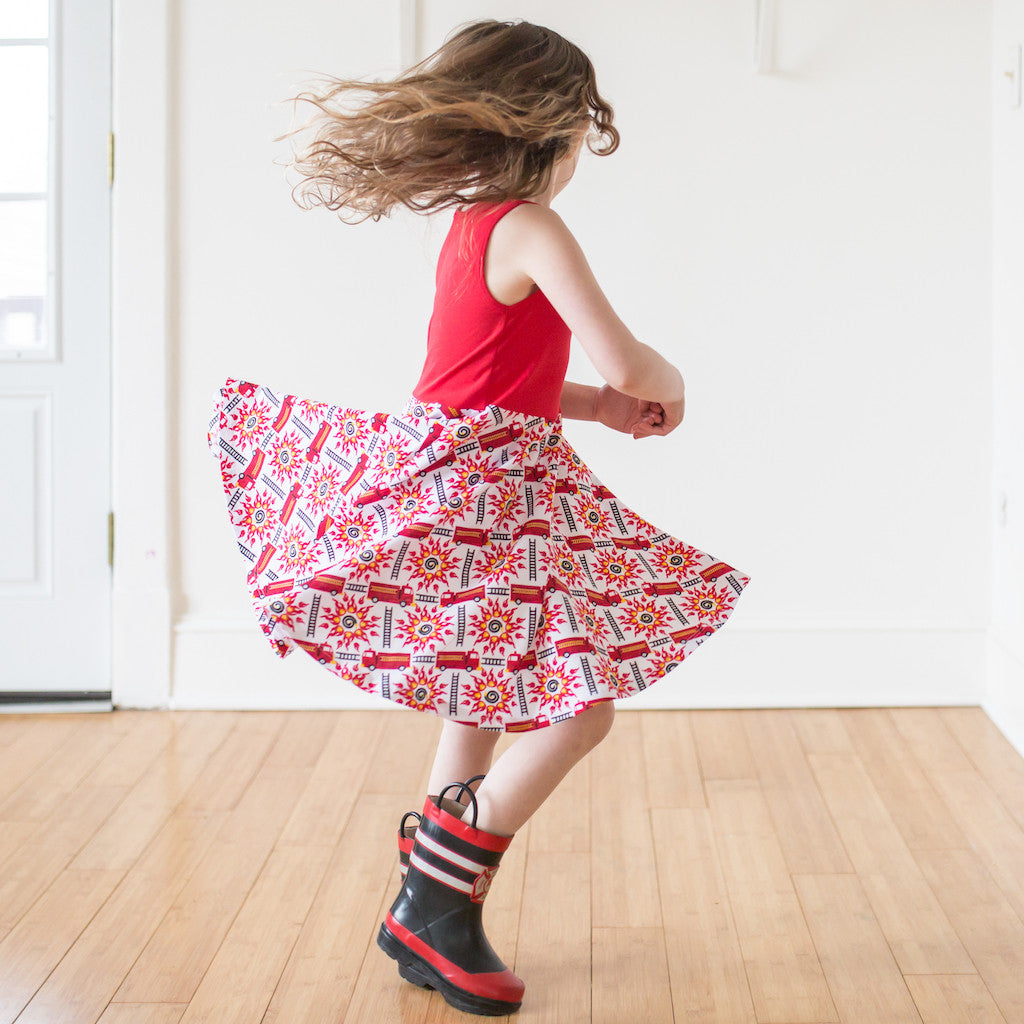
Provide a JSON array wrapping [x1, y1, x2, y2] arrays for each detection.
[[573, 700, 615, 751]]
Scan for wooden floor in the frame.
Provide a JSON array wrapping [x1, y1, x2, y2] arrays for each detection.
[[0, 708, 1023, 1024]]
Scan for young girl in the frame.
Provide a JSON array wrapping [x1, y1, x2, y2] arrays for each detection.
[[207, 18, 750, 1017]]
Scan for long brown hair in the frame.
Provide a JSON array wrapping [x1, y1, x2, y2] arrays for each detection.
[[276, 19, 619, 223]]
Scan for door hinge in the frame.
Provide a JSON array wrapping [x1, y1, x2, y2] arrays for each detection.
[[108, 511, 114, 568], [107, 132, 115, 186]]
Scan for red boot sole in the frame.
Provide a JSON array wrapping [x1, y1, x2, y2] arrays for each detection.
[[377, 922, 522, 1016]]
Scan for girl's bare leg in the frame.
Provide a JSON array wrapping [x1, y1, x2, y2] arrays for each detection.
[[468, 701, 615, 836], [427, 719, 501, 803]]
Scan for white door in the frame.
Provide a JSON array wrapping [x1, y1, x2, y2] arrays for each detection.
[[0, 0, 112, 708]]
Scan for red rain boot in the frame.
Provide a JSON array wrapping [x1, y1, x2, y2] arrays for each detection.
[[398, 774, 486, 882], [379, 781, 523, 1016]]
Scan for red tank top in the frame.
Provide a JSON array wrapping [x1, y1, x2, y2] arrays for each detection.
[[412, 199, 571, 421]]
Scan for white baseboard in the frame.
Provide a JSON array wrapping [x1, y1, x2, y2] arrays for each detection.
[[982, 629, 1024, 758], [167, 615, 988, 711]]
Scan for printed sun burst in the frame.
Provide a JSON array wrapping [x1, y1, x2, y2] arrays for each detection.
[[278, 525, 321, 577], [219, 453, 240, 497], [332, 409, 373, 455], [473, 544, 525, 584], [488, 478, 525, 530], [395, 605, 456, 651], [468, 598, 527, 653], [297, 397, 330, 423], [394, 667, 445, 713], [233, 487, 278, 547], [528, 662, 578, 710], [569, 595, 612, 646], [570, 492, 612, 538], [257, 592, 308, 634], [332, 661, 375, 693], [591, 549, 643, 589], [448, 454, 497, 494], [617, 597, 674, 637], [390, 484, 439, 529], [539, 547, 585, 587], [329, 509, 376, 554], [344, 543, 395, 581], [230, 400, 272, 449], [535, 598, 569, 646], [647, 645, 685, 680], [321, 598, 381, 646], [306, 466, 342, 515], [461, 670, 517, 725], [405, 541, 458, 593], [268, 431, 305, 484], [374, 437, 412, 483], [681, 585, 735, 622], [650, 543, 705, 578]]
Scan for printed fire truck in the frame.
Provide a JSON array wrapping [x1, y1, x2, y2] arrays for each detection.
[[565, 534, 596, 552], [509, 583, 545, 605], [524, 464, 549, 482], [435, 650, 481, 671], [439, 585, 486, 607], [544, 575, 571, 596], [584, 587, 621, 606], [479, 422, 524, 451], [253, 577, 295, 599], [306, 421, 331, 461], [271, 394, 296, 432], [700, 561, 734, 583], [340, 454, 370, 495], [238, 448, 265, 489], [419, 452, 456, 477], [416, 421, 445, 452], [512, 519, 550, 542], [353, 484, 392, 507], [669, 624, 717, 643], [361, 650, 411, 670], [452, 525, 489, 546], [555, 636, 596, 656], [371, 411, 390, 432], [553, 477, 578, 494], [608, 639, 651, 662], [508, 714, 550, 732], [367, 581, 415, 605], [592, 484, 615, 500], [612, 535, 651, 550], [398, 522, 433, 540], [642, 579, 684, 597], [294, 639, 334, 664], [316, 514, 333, 540], [280, 481, 303, 524], [246, 542, 276, 584], [506, 650, 538, 673], [237, 381, 257, 397], [304, 572, 347, 596]]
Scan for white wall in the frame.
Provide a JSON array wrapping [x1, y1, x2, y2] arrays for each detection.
[[148, 0, 997, 710], [987, 0, 1024, 752]]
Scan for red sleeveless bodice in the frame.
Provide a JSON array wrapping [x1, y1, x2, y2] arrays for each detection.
[[412, 199, 571, 421]]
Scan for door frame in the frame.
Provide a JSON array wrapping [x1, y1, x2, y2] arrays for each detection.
[[110, 0, 172, 708]]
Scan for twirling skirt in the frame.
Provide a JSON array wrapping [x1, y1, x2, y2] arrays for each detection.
[[207, 378, 751, 731]]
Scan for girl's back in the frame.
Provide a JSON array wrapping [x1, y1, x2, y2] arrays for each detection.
[[413, 199, 571, 420]]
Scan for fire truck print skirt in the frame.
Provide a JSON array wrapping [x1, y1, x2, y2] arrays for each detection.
[[207, 378, 751, 732]]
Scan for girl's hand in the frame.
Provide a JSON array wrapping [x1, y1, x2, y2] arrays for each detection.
[[630, 393, 685, 439], [594, 384, 684, 439]]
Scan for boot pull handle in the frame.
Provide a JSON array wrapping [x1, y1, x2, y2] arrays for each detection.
[[437, 781, 479, 830], [399, 810, 421, 837]]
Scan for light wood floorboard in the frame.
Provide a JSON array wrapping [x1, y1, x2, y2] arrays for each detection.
[[0, 706, 1022, 1024]]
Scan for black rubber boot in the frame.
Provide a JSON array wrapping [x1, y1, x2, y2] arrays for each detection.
[[398, 774, 486, 881], [379, 781, 523, 1015]]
